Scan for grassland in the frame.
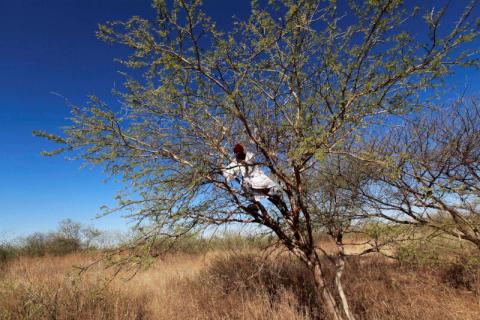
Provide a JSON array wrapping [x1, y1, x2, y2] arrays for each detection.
[[0, 236, 479, 320]]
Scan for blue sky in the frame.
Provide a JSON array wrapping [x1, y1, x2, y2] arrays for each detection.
[[0, 0, 478, 238], [0, 0, 250, 238]]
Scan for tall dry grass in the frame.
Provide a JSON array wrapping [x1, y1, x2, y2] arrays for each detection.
[[0, 248, 479, 320]]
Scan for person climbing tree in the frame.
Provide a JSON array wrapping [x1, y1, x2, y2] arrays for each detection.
[[223, 144, 283, 212]]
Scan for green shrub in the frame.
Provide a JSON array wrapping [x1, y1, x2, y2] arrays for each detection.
[[396, 242, 442, 266]]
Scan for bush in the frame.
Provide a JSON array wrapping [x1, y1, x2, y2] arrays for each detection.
[[20, 233, 81, 257], [396, 242, 442, 266], [22, 232, 48, 257], [441, 256, 480, 292], [199, 253, 323, 318], [46, 236, 81, 256], [195, 251, 480, 320], [0, 247, 10, 272], [0, 244, 18, 268], [393, 237, 480, 293], [0, 247, 8, 264]]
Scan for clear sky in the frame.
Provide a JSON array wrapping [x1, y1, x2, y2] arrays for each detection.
[[0, 0, 478, 239], [0, 0, 251, 238]]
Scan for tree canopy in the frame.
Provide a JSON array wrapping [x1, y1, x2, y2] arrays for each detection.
[[35, 1, 480, 319]]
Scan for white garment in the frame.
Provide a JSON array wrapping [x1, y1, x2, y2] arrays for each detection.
[[223, 152, 277, 201]]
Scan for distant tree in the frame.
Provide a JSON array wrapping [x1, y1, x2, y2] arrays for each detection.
[[57, 219, 82, 240], [36, 1, 479, 319], [81, 225, 102, 249], [19, 220, 87, 256], [22, 232, 47, 257], [54, 219, 103, 251], [46, 233, 81, 256]]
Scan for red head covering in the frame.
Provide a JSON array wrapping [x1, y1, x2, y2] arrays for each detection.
[[233, 143, 244, 154]]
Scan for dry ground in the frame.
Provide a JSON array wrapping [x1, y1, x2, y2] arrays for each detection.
[[0, 247, 478, 320]]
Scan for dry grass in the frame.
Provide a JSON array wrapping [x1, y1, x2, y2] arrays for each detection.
[[344, 257, 479, 320], [0, 248, 479, 320]]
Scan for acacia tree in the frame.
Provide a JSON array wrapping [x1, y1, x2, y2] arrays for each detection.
[[36, 0, 479, 319], [358, 98, 480, 250]]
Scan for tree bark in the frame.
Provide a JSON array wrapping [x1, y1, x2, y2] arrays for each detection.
[[334, 254, 355, 320], [311, 261, 345, 320]]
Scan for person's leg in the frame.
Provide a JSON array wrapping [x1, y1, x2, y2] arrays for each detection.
[[268, 193, 288, 213], [249, 187, 288, 213], [241, 183, 260, 213]]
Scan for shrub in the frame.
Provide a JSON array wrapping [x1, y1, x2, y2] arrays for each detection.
[[19, 233, 81, 257], [200, 253, 323, 318], [396, 242, 442, 266], [0, 246, 11, 272], [392, 237, 480, 293], [21, 232, 48, 257], [0, 247, 8, 264], [46, 236, 81, 256], [441, 256, 480, 292]]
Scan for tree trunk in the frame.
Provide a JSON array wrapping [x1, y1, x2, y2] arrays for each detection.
[[334, 255, 355, 320], [311, 261, 345, 320]]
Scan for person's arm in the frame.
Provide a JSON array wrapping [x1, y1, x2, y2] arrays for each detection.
[[243, 152, 256, 175], [223, 161, 240, 183]]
